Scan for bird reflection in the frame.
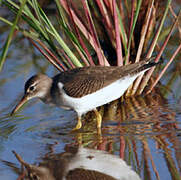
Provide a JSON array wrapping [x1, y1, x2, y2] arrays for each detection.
[[13, 146, 141, 180]]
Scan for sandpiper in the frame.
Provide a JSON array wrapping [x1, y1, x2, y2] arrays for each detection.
[[11, 57, 158, 131]]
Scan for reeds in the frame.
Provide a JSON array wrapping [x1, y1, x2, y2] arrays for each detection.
[[0, 0, 180, 96]]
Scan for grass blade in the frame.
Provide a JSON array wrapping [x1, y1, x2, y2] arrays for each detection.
[[135, 0, 154, 62], [95, 0, 114, 41], [125, 0, 142, 64], [112, 0, 123, 66], [60, 0, 101, 60], [147, 44, 181, 94], [0, 0, 27, 72], [37, 3, 83, 67], [81, 0, 108, 66], [146, 0, 172, 58], [137, 0, 174, 95], [130, 0, 155, 95], [116, 5, 128, 55], [28, 38, 65, 71], [66, 1, 94, 66]]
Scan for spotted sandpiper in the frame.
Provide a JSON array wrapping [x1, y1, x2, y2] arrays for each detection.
[[11, 57, 158, 131]]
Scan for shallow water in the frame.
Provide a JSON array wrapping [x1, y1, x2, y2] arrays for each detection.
[[0, 3, 181, 180]]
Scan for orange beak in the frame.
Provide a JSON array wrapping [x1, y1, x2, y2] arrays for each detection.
[[11, 95, 29, 116]]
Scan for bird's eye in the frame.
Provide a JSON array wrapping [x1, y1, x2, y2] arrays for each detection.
[[29, 172, 39, 180], [32, 174, 39, 180], [29, 86, 35, 91]]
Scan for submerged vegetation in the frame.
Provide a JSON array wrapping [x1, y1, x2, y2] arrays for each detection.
[[0, 0, 180, 96]]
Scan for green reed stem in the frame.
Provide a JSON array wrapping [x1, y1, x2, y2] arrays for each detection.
[[0, 0, 27, 72]]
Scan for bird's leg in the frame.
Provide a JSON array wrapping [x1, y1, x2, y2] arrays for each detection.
[[72, 116, 82, 131], [93, 109, 102, 131]]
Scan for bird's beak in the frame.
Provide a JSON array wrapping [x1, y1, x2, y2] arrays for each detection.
[[11, 94, 29, 116]]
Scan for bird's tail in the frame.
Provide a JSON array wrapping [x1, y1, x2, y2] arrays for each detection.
[[135, 56, 161, 74]]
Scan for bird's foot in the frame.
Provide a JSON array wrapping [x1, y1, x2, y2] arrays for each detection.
[[71, 117, 82, 131]]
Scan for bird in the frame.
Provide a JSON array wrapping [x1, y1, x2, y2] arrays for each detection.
[[11, 57, 158, 131], [13, 146, 141, 180]]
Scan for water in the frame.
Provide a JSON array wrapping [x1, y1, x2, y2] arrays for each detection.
[[0, 4, 181, 180]]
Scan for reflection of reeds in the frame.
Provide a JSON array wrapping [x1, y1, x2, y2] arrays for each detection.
[[1, 0, 180, 95], [72, 93, 180, 179]]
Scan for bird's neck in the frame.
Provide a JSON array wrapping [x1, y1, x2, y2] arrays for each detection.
[[39, 79, 54, 105], [40, 93, 54, 105]]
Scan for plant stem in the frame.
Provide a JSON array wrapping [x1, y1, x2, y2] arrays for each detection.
[[0, 0, 27, 72]]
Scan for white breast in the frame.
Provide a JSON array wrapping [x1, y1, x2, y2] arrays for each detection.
[[57, 71, 146, 116]]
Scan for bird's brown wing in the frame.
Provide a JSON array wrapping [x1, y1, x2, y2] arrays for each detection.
[[54, 57, 158, 98], [54, 66, 119, 98]]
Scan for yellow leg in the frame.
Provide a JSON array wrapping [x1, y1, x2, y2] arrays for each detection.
[[94, 109, 102, 129], [72, 116, 82, 131]]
